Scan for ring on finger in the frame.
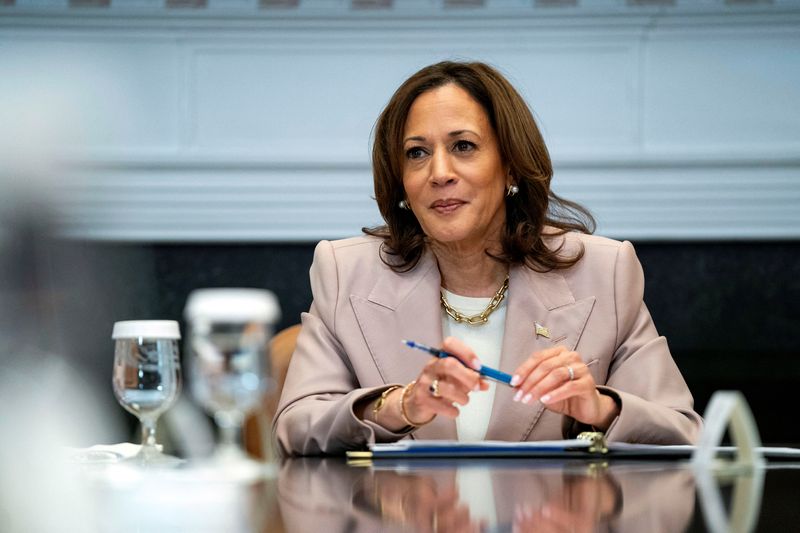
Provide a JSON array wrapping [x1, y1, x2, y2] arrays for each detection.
[[429, 378, 442, 398], [565, 365, 575, 381]]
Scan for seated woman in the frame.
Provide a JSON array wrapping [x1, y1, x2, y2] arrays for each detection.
[[273, 61, 702, 456]]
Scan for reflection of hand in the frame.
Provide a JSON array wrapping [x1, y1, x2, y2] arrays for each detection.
[[365, 471, 485, 533], [512, 474, 619, 533], [403, 336, 490, 424], [511, 346, 617, 429], [362, 337, 491, 430]]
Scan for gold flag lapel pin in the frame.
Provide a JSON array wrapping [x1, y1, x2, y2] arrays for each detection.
[[534, 322, 550, 339]]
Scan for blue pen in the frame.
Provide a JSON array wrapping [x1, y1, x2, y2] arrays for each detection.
[[402, 340, 515, 386]]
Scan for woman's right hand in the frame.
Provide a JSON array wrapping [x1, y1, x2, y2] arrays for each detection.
[[401, 336, 489, 425]]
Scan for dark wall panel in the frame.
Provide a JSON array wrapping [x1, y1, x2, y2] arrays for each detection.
[[635, 241, 800, 444]]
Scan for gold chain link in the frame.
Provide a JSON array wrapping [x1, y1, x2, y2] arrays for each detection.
[[440, 275, 509, 326]]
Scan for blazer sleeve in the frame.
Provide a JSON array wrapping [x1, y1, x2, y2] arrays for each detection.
[[272, 240, 410, 456], [594, 241, 703, 444]]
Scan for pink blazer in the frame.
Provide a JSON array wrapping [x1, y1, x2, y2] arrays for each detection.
[[274, 233, 702, 455]]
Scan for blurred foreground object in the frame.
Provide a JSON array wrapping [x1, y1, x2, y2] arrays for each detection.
[[185, 288, 280, 478], [0, 69, 122, 532], [245, 323, 301, 461]]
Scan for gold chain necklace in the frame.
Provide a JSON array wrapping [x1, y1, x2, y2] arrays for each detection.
[[440, 275, 509, 326]]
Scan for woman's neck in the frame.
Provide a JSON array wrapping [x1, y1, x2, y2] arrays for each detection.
[[431, 242, 508, 297]]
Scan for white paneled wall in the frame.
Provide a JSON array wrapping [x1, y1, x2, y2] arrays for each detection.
[[1, 1, 799, 241]]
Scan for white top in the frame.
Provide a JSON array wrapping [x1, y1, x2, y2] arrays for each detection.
[[441, 289, 507, 442], [112, 320, 181, 340], [457, 467, 498, 528], [184, 288, 280, 324]]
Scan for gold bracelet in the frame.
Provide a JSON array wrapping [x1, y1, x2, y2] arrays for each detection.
[[400, 380, 435, 427], [372, 385, 402, 423]]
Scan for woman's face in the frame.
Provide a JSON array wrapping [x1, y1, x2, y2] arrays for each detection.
[[401, 83, 509, 252]]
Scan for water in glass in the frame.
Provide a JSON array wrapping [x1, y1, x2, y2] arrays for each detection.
[[112, 320, 182, 465]]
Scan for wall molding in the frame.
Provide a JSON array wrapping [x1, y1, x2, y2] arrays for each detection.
[[53, 152, 800, 242], [60, 149, 800, 171], [3, 3, 800, 31], [3, 3, 799, 242]]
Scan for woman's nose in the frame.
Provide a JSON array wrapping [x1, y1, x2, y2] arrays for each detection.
[[429, 150, 457, 187]]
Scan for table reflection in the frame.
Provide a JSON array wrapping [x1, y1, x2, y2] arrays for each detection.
[[91, 468, 277, 533], [277, 459, 697, 532], [41, 450, 798, 532]]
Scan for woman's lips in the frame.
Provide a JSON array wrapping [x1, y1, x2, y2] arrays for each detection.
[[430, 199, 466, 214]]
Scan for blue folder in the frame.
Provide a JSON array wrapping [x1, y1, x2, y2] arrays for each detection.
[[346, 438, 800, 462]]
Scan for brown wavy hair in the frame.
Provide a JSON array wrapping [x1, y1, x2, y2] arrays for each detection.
[[363, 60, 595, 272]]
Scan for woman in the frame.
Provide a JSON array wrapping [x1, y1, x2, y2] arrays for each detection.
[[273, 61, 702, 456]]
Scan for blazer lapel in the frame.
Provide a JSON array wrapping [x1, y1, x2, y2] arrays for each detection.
[[485, 265, 596, 441], [350, 248, 457, 440]]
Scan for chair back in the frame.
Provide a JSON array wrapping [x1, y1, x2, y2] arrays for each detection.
[[244, 323, 302, 459]]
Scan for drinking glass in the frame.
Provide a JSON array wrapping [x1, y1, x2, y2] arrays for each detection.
[[112, 320, 182, 465], [184, 289, 280, 475]]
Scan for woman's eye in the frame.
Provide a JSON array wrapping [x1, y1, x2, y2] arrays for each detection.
[[453, 140, 475, 153], [406, 147, 426, 159]]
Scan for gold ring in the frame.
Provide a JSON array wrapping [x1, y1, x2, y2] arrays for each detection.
[[566, 365, 575, 381], [429, 378, 442, 398]]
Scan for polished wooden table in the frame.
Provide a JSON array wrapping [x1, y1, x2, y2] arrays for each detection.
[[88, 456, 800, 532], [273, 457, 798, 532]]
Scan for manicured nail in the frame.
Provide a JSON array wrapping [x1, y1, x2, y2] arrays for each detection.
[[473, 383, 480, 392], [513, 390, 523, 402], [510, 375, 521, 387], [471, 358, 482, 370], [522, 393, 532, 404], [541, 394, 551, 404]]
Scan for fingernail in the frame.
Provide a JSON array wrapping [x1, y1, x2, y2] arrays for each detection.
[[473, 383, 480, 392], [510, 375, 521, 387], [522, 393, 532, 404], [541, 394, 551, 404], [513, 390, 523, 402], [471, 358, 482, 370]]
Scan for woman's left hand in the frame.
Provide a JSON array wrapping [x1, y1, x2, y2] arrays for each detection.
[[510, 346, 619, 430]]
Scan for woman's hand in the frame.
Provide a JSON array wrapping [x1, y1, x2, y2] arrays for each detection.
[[511, 346, 618, 430], [401, 336, 489, 425], [512, 474, 620, 533]]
